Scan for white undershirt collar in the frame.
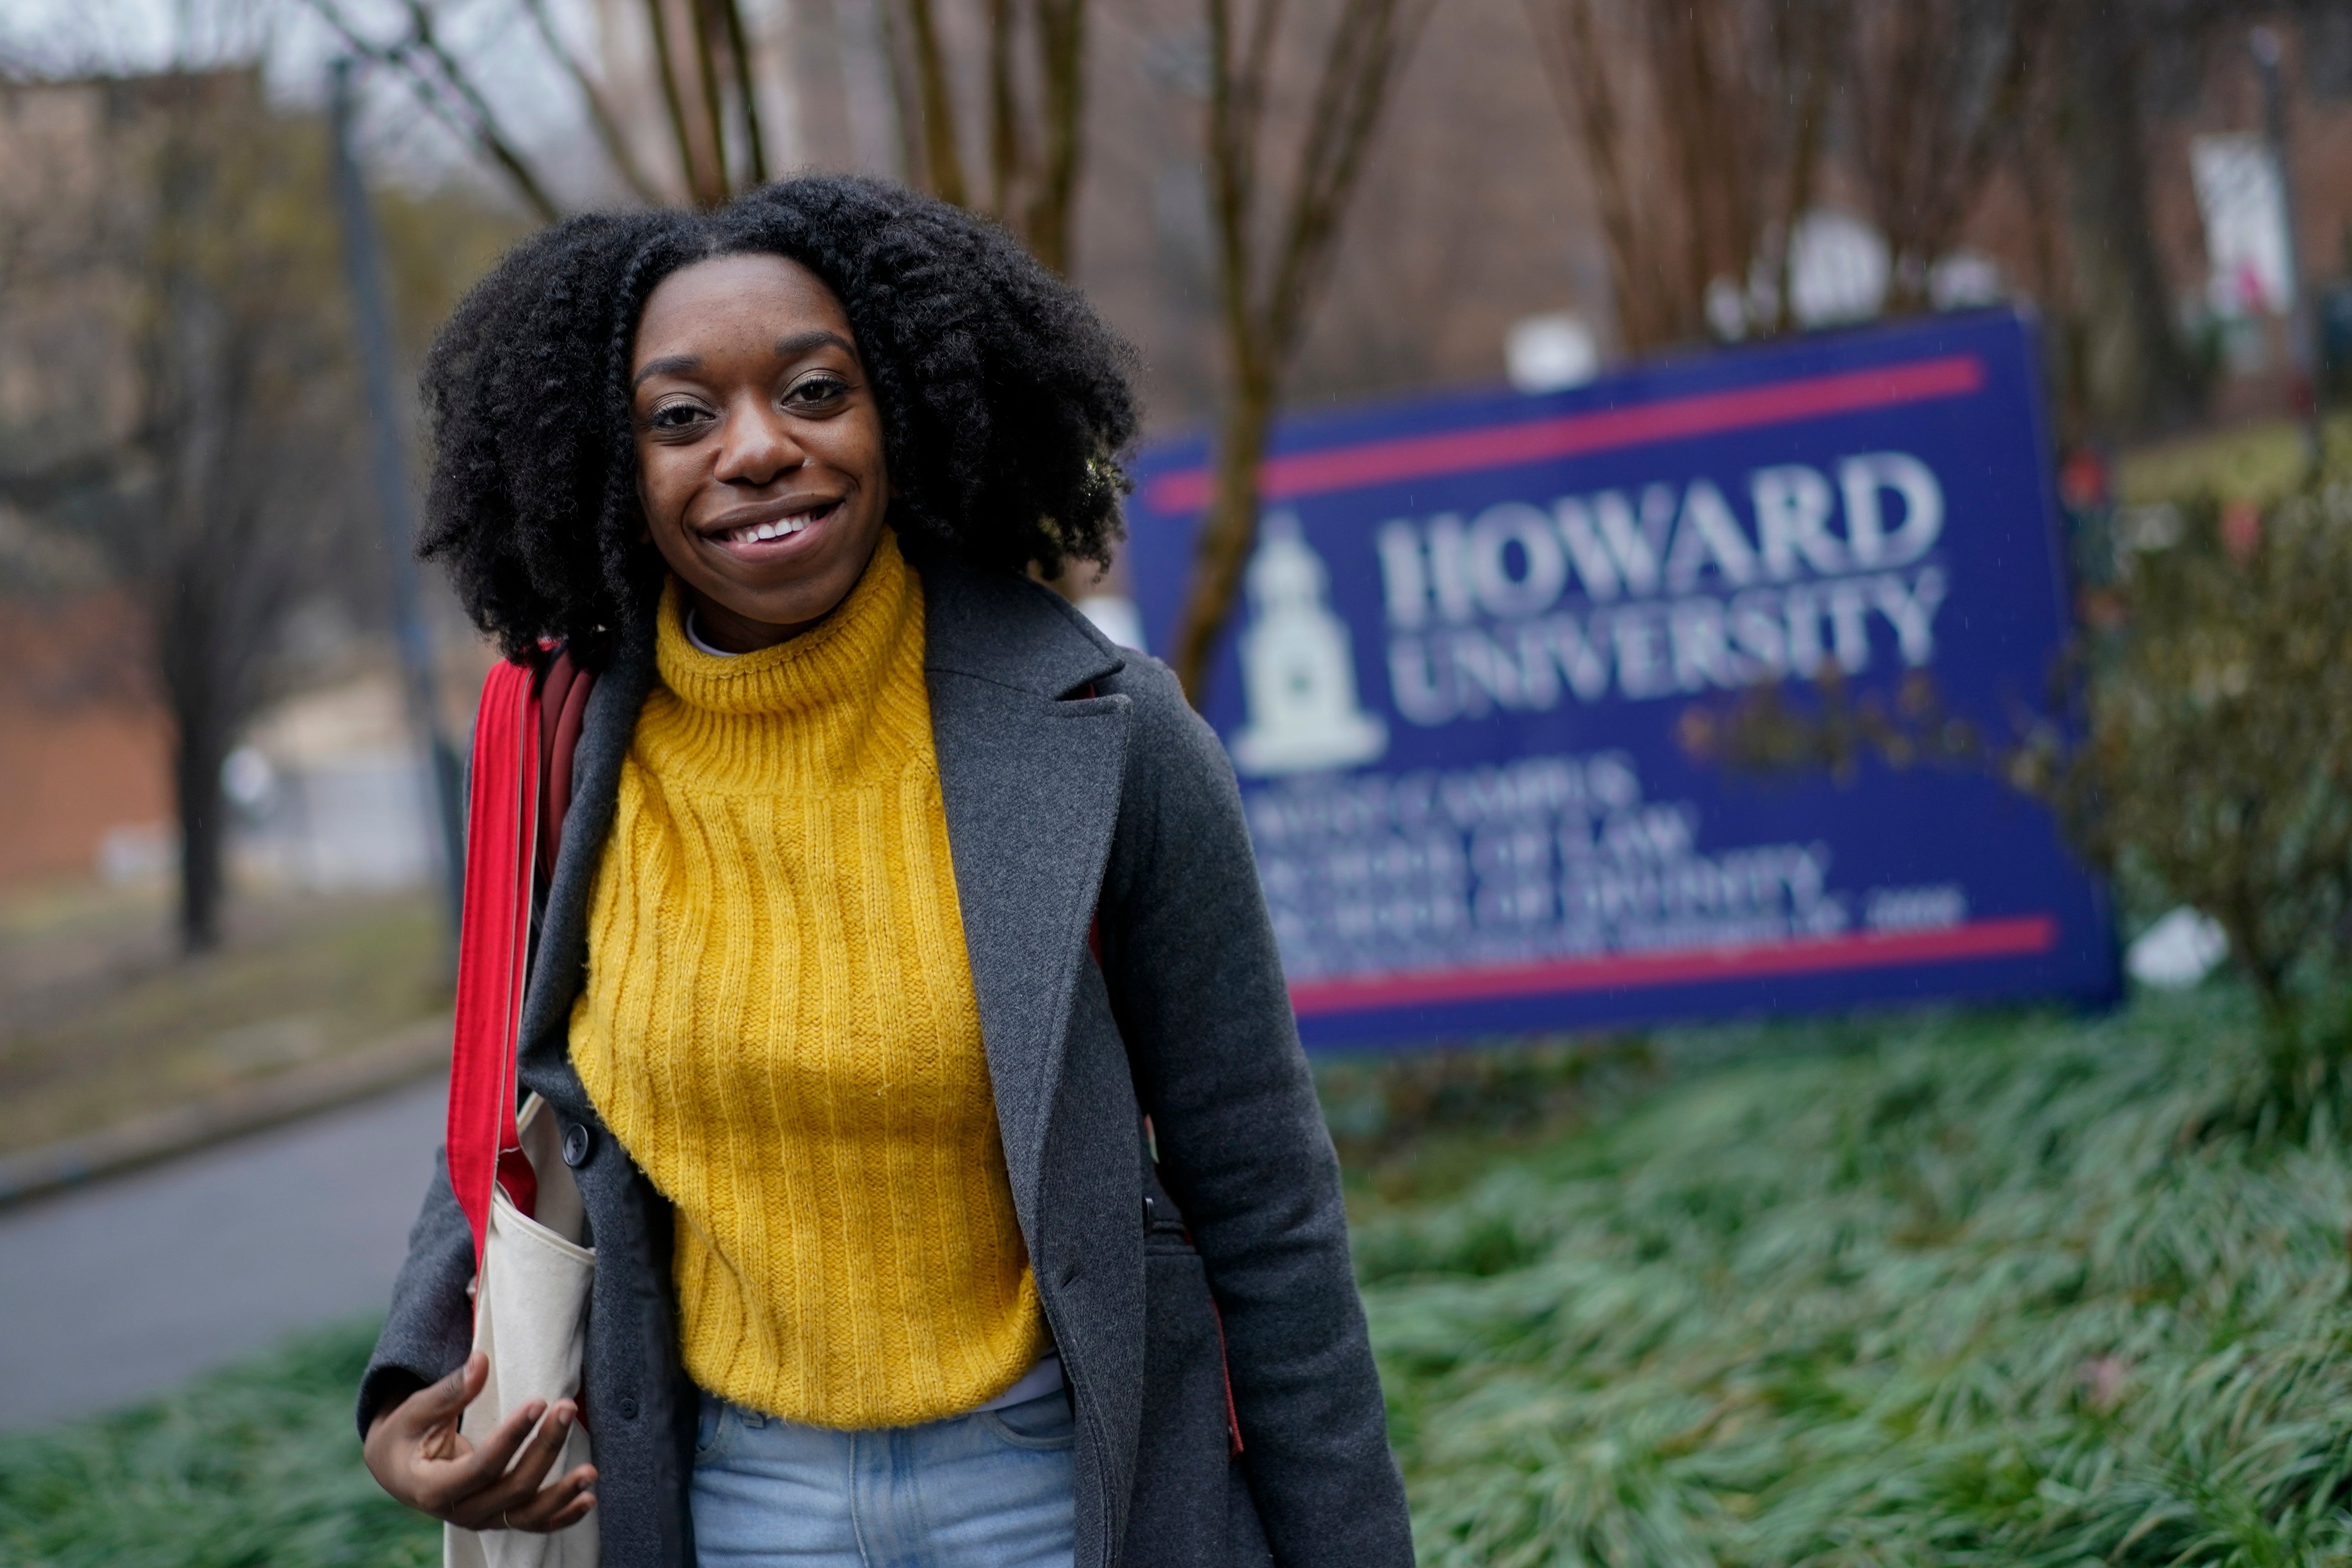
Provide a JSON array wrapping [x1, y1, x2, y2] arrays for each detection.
[[683, 608, 741, 659]]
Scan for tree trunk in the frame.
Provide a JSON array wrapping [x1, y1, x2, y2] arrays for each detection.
[[170, 691, 230, 954], [2060, 0, 2202, 436], [1171, 0, 1426, 704], [717, 0, 769, 188], [901, 0, 971, 206], [1027, 0, 1088, 276], [1172, 362, 1276, 703], [1533, 0, 1665, 353]]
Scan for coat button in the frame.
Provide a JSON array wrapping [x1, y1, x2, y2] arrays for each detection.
[[617, 1396, 639, 1421], [562, 1124, 591, 1168]]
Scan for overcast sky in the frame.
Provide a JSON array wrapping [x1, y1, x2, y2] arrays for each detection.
[[0, 0, 609, 204]]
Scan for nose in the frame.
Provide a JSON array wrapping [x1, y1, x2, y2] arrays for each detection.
[[714, 396, 803, 487]]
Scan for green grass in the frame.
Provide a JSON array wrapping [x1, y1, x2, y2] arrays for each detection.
[[8, 986, 2350, 1565], [0, 1319, 436, 1568], [2118, 414, 2352, 507], [1361, 989, 2352, 1566], [0, 886, 450, 1155]]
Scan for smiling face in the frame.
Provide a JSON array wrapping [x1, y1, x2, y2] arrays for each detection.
[[630, 252, 890, 652]]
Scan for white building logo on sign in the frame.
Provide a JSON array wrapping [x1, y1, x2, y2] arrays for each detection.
[[1231, 512, 1389, 776]]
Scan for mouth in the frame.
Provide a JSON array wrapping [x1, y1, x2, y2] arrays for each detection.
[[699, 495, 845, 556]]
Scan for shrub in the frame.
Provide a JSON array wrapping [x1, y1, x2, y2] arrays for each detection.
[[1706, 467, 2352, 1121], [2030, 478, 2352, 1033]]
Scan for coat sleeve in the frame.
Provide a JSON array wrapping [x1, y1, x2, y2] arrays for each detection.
[[356, 1148, 476, 1438], [1097, 656, 1414, 1568]]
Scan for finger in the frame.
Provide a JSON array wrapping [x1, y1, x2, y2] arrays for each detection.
[[543, 1490, 598, 1532], [452, 1391, 576, 1523], [489, 1402, 577, 1503], [405, 1353, 488, 1432], [430, 1396, 548, 1503], [445, 1411, 571, 1532], [504, 1464, 598, 1533]]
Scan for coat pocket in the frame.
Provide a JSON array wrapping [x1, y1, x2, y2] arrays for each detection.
[[1121, 1242, 1267, 1567]]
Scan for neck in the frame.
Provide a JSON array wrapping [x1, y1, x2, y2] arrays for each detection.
[[682, 588, 825, 653]]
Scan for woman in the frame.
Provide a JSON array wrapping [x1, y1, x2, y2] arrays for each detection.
[[356, 176, 1412, 1568]]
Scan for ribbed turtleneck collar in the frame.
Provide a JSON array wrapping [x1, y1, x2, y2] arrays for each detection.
[[656, 530, 914, 715], [644, 530, 928, 789]]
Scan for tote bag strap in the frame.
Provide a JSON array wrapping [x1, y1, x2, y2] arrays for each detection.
[[448, 656, 544, 1270], [535, 649, 598, 891]]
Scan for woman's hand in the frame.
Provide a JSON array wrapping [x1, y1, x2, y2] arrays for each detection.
[[363, 1352, 597, 1533]]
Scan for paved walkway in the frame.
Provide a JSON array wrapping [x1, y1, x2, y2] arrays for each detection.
[[0, 1077, 446, 1433]]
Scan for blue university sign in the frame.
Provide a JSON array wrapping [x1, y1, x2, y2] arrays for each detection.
[[1124, 309, 2119, 1050]]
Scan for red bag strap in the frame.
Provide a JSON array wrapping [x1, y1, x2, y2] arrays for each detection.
[[535, 649, 596, 889], [448, 656, 544, 1268]]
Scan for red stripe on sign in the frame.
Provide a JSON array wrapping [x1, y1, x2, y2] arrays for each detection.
[[1147, 355, 1986, 516], [1287, 914, 2057, 1018]]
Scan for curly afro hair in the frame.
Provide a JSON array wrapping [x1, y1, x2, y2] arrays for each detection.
[[416, 176, 1140, 664]]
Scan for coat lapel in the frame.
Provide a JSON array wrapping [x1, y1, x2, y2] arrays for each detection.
[[918, 554, 1127, 1211]]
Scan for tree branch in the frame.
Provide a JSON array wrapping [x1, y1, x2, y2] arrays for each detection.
[[899, 0, 970, 205], [986, 0, 1022, 219], [398, 0, 566, 221], [684, 0, 734, 202], [1172, 0, 1429, 701], [642, 0, 716, 206], [295, 0, 563, 221], [718, 0, 769, 188], [519, 0, 666, 204], [1026, 0, 1087, 274]]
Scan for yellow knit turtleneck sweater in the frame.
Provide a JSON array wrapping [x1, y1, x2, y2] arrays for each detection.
[[568, 532, 1047, 1428]]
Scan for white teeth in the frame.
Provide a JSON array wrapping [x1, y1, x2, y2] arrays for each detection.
[[725, 515, 812, 545]]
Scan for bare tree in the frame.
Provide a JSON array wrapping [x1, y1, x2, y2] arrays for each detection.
[[634, 0, 772, 205], [1847, 0, 2041, 314], [2048, 0, 2205, 435], [1525, 0, 1839, 353], [304, 0, 771, 213], [110, 75, 361, 950], [1167, 0, 1434, 704], [302, 0, 569, 218], [884, 0, 1090, 274], [1529, 0, 2204, 434], [0, 72, 362, 952], [311, 0, 1098, 273]]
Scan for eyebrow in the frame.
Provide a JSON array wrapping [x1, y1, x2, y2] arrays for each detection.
[[632, 353, 700, 390], [630, 331, 857, 392], [776, 329, 856, 361]]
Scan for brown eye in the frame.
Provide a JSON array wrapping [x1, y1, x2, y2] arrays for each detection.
[[787, 375, 850, 409]]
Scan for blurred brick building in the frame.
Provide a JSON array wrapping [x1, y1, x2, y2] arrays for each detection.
[[0, 594, 168, 885], [0, 74, 205, 889]]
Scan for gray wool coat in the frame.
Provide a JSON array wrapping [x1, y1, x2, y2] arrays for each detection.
[[358, 549, 1415, 1568]]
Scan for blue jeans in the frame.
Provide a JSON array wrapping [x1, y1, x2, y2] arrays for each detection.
[[689, 1388, 1077, 1568]]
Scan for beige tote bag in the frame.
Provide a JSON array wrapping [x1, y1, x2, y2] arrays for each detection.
[[444, 655, 603, 1568], [447, 1096, 598, 1568]]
